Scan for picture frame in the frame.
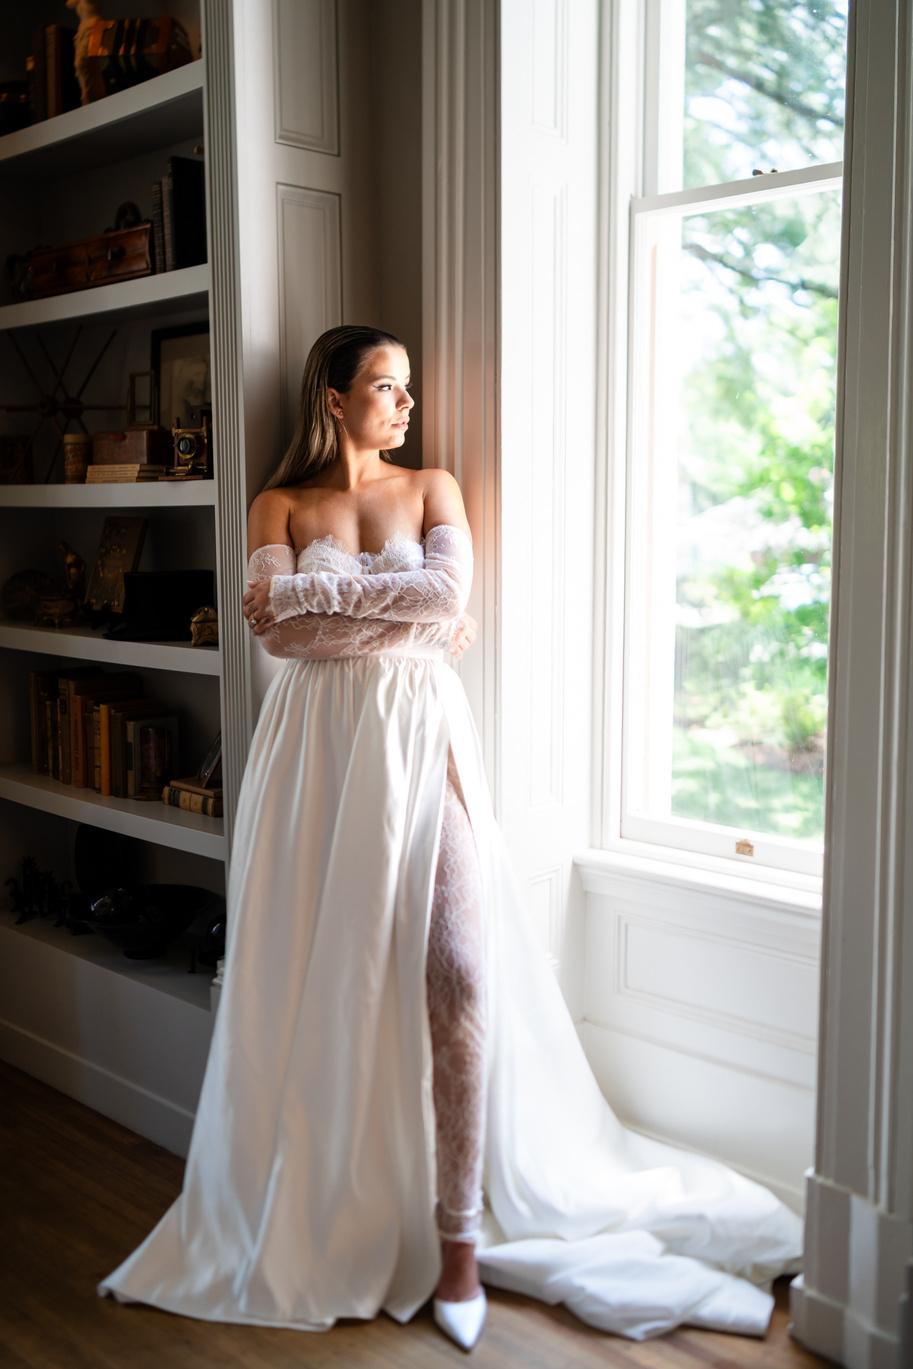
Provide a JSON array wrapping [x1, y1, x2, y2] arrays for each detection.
[[151, 324, 211, 430], [84, 516, 147, 613]]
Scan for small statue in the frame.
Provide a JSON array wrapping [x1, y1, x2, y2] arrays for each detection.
[[59, 540, 86, 607], [190, 604, 218, 646], [66, 0, 104, 106]]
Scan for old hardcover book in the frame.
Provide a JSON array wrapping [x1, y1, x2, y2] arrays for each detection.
[[127, 714, 178, 799], [168, 775, 223, 797], [151, 180, 165, 273], [57, 669, 96, 784], [163, 155, 206, 271], [71, 674, 141, 787], [162, 785, 222, 817], [103, 697, 165, 797], [45, 695, 60, 780], [29, 671, 58, 773]]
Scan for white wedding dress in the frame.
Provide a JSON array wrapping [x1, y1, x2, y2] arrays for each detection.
[[99, 527, 802, 1341]]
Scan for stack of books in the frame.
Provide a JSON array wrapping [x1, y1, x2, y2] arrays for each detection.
[[162, 776, 223, 818], [86, 464, 168, 484], [151, 156, 206, 273], [29, 669, 179, 801]]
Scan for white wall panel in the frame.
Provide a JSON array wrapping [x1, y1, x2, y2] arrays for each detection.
[[531, 0, 568, 138], [581, 1020, 813, 1210], [277, 185, 342, 442], [499, 0, 599, 1017], [579, 855, 820, 1200], [273, 0, 339, 154]]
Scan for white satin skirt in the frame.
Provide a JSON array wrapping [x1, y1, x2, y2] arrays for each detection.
[[99, 652, 802, 1340]]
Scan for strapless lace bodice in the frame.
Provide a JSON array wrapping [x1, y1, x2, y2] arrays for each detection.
[[294, 531, 425, 576], [247, 527, 470, 661]]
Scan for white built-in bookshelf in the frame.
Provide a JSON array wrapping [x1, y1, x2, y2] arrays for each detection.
[[0, 4, 229, 1059]]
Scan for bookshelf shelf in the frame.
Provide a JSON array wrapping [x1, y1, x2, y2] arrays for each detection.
[[0, 622, 221, 676], [0, 762, 226, 859], [0, 909, 215, 1013], [0, 263, 210, 330], [0, 62, 204, 180], [0, 481, 218, 509]]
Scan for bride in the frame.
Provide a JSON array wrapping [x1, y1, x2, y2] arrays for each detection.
[[99, 325, 802, 1348]]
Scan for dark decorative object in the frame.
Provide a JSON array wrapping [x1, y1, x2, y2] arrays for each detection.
[[4, 855, 88, 934], [85, 516, 147, 613], [60, 541, 86, 603], [0, 435, 33, 484], [1, 569, 57, 622], [0, 81, 30, 134], [81, 17, 193, 102], [189, 907, 226, 973], [170, 409, 212, 478], [28, 218, 153, 300], [0, 325, 123, 482], [34, 586, 78, 628], [86, 883, 214, 959], [190, 604, 218, 646], [103, 568, 214, 642]]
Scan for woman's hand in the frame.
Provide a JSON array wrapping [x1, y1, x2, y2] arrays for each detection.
[[450, 614, 478, 660], [244, 579, 274, 634]]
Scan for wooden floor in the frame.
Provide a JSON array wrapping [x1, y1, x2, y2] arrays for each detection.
[[0, 1060, 836, 1369]]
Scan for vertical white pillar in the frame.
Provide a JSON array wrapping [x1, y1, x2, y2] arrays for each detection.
[[790, 3, 913, 1364]]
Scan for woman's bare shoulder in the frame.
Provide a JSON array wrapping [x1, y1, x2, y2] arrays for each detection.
[[414, 467, 469, 535], [247, 487, 298, 553]]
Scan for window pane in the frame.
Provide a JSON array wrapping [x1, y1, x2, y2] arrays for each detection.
[[683, 0, 848, 189], [671, 191, 839, 841]]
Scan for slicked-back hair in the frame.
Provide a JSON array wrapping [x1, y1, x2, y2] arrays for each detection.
[[263, 325, 404, 490]]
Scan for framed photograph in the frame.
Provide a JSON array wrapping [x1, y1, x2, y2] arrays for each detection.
[[151, 324, 211, 430]]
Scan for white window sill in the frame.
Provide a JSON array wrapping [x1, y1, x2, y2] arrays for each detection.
[[575, 844, 822, 920]]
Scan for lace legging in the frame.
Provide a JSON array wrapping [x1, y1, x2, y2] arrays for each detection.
[[427, 757, 486, 1243]]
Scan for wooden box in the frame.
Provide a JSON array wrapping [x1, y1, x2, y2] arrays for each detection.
[[29, 224, 153, 299], [92, 427, 172, 466]]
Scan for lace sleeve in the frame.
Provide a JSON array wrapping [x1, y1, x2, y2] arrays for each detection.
[[258, 614, 459, 660], [267, 525, 472, 625], [247, 544, 461, 659]]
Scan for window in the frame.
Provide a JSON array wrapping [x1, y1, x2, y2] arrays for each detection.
[[619, 0, 848, 875]]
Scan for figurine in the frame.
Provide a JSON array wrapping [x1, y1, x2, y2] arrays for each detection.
[[66, 0, 104, 106], [190, 604, 218, 647], [60, 540, 86, 604]]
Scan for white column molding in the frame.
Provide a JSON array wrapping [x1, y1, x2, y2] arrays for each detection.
[[202, 0, 251, 846], [791, 2, 913, 1364], [421, 0, 500, 797]]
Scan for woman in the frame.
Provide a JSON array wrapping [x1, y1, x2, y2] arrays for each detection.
[[100, 326, 802, 1346]]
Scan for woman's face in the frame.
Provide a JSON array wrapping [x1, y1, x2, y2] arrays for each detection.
[[330, 345, 414, 452]]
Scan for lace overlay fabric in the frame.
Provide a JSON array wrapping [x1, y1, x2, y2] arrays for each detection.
[[247, 535, 466, 658], [428, 758, 486, 1243], [267, 525, 472, 624]]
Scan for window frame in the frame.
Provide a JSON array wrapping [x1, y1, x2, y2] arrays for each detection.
[[597, 0, 844, 888]]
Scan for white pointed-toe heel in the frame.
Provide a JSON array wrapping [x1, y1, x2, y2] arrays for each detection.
[[433, 1288, 487, 1351]]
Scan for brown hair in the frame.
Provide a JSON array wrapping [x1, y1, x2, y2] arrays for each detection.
[[263, 325, 404, 490]]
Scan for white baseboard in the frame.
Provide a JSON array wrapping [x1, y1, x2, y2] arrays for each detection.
[[0, 1018, 196, 1156]]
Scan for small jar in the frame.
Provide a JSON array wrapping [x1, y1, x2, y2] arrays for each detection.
[[63, 433, 92, 484]]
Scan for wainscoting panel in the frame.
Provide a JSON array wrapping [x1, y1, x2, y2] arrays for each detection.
[[578, 854, 820, 1205], [276, 184, 342, 442], [272, 0, 339, 154]]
